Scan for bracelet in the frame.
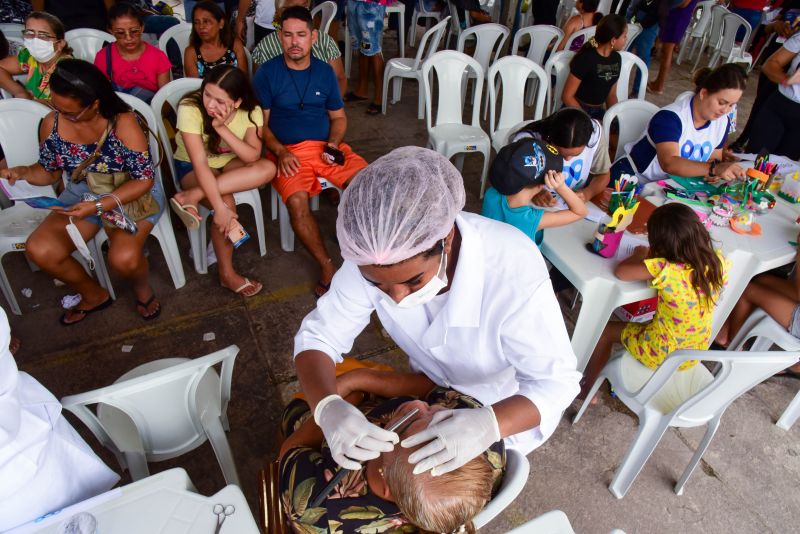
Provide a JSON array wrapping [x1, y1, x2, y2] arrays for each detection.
[[95, 201, 104, 217], [709, 159, 719, 177]]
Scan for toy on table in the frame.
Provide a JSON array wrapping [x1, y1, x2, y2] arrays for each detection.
[[608, 174, 642, 214], [709, 204, 734, 226], [729, 209, 762, 235], [779, 171, 800, 203], [590, 201, 640, 258]]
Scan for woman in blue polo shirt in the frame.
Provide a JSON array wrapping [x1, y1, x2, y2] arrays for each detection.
[[613, 64, 748, 184]]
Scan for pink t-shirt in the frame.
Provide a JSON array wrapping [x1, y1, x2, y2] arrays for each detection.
[[93, 42, 171, 93]]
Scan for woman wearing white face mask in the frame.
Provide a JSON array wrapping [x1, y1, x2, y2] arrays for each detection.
[[0, 11, 72, 100], [293, 146, 581, 477]]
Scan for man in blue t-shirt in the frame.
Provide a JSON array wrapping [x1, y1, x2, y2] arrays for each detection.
[[253, 6, 368, 298]]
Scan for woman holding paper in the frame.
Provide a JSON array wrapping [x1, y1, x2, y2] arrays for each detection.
[[0, 60, 165, 325], [612, 64, 748, 184], [746, 32, 800, 160]]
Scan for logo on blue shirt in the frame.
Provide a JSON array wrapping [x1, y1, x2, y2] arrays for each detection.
[[680, 140, 713, 162]]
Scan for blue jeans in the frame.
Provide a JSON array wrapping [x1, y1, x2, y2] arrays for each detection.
[[629, 24, 658, 88], [347, 0, 386, 56]]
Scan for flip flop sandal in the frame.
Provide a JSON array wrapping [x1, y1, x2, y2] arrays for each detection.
[[136, 294, 161, 321], [314, 281, 331, 299], [60, 297, 113, 326], [366, 103, 381, 115], [232, 278, 263, 298], [170, 198, 202, 230], [344, 92, 368, 102]]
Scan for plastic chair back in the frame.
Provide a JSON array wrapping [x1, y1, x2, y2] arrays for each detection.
[[603, 99, 658, 160], [472, 449, 530, 528], [688, 0, 716, 38], [707, 5, 729, 48], [0, 99, 52, 170], [597, 0, 613, 15], [65, 28, 115, 61], [488, 56, 548, 141], [158, 22, 192, 63], [310, 1, 337, 35], [422, 50, 484, 130], [446, 0, 471, 46], [61, 346, 240, 480], [0, 22, 23, 38], [506, 510, 576, 534], [716, 12, 751, 64], [556, 0, 577, 27], [544, 50, 573, 114], [413, 16, 451, 70], [456, 23, 509, 74], [150, 78, 203, 189], [624, 23, 642, 51], [616, 50, 647, 101], [511, 25, 564, 66], [563, 25, 595, 52]]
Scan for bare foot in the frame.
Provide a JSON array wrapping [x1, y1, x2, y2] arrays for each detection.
[[647, 82, 663, 95]]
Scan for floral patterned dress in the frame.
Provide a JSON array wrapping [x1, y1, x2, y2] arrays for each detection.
[[621, 251, 730, 370], [280, 388, 506, 534]]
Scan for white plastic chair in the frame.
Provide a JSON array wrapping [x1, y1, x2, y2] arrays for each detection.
[[0, 99, 59, 315], [624, 23, 642, 51], [310, 0, 337, 35], [151, 79, 267, 274], [543, 50, 574, 115], [65, 28, 116, 62], [728, 308, 800, 431], [0, 22, 23, 38], [456, 23, 509, 118], [88, 92, 187, 300], [616, 50, 647, 102], [386, 4, 406, 58], [708, 12, 752, 69], [562, 25, 595, 52], [506, 510, 576, 534], [61, 345, 241, 486], [603, 99, 658, 160], [158, 22, 192, 62], [472, 448, 529, 529], [692, 4, 729, 70], [382, 17, 450, 119], [676, 0, 716, 65], [276, 177, 343, 252], [573, 349, 800, 498], [409, 0, 444, 47], [488, 56, 548, 152], [422, 51, 491, 197], [512, 25, 564, 66], [445, 0, 471, 48], [556, 0, 577, 28]]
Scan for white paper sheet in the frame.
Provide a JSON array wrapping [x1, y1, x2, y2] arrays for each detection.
[[616, 232, 649, 260], [0, 179, 51, 200]]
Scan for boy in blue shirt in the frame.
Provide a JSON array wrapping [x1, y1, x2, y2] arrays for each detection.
[[482, 139, 588, 246]]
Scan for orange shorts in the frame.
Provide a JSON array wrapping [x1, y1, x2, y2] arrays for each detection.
[[269, 140, 368, 203]]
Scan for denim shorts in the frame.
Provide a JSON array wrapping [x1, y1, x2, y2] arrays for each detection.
[[59, 178, 165, 228], [174, 159, 194, 183], [347, 0, 386, 56]]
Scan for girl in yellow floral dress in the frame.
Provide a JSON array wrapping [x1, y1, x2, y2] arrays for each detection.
[[580, 203, 730, 400]]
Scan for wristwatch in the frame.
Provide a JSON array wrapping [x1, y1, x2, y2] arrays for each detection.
[[708, 159, 719, 177], [95, 201, 104, 217]]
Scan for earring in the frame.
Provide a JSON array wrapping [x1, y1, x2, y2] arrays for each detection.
[[378, 467, 384, 478]]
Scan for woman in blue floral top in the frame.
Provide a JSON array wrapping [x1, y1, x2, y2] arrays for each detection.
[[0, 60, 165, 324], [279, 367, 506, 534]]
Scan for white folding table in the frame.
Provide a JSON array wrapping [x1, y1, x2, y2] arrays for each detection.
[[12, 469, 260, 534], [542, 187, 800, 370]]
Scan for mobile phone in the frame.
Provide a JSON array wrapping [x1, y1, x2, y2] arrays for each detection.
[[323, 144, 345, 165], [227, 219, 250, 249]]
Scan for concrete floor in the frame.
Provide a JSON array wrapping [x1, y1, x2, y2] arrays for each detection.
[[7, 33, 800, 533]]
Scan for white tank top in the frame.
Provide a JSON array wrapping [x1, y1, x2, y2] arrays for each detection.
[[513, 119, 602, 191], [624, 95, 729, 184]]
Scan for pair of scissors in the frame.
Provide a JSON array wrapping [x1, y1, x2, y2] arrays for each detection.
[[308, 407, 421, 508], [212, 504, 235, 534]]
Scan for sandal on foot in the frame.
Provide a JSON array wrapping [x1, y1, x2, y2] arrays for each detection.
[[60, 297, 113, 326], [136, 294, 161, 321], [231, 278, 263, 298], [314, 280, 331, 299], [366, 103, 381, 115], [344, 92, 368, 102], [170, 198, 201, 230]]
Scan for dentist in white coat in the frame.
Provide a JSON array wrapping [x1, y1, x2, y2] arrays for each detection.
[[294, 147, 581, 475]]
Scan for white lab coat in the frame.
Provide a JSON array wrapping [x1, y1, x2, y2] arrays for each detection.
[[0, 309, 119, 531], [295, 212, 581, 454]]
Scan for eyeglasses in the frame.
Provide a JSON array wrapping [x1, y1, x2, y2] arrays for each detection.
[[111, 28, 143, 39], [21, 29, 58, 41], [47, 101, 93, 122]]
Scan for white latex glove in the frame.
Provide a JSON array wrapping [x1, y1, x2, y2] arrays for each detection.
[[401, 406, 501, 476], [314, 394, 399, 470]]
